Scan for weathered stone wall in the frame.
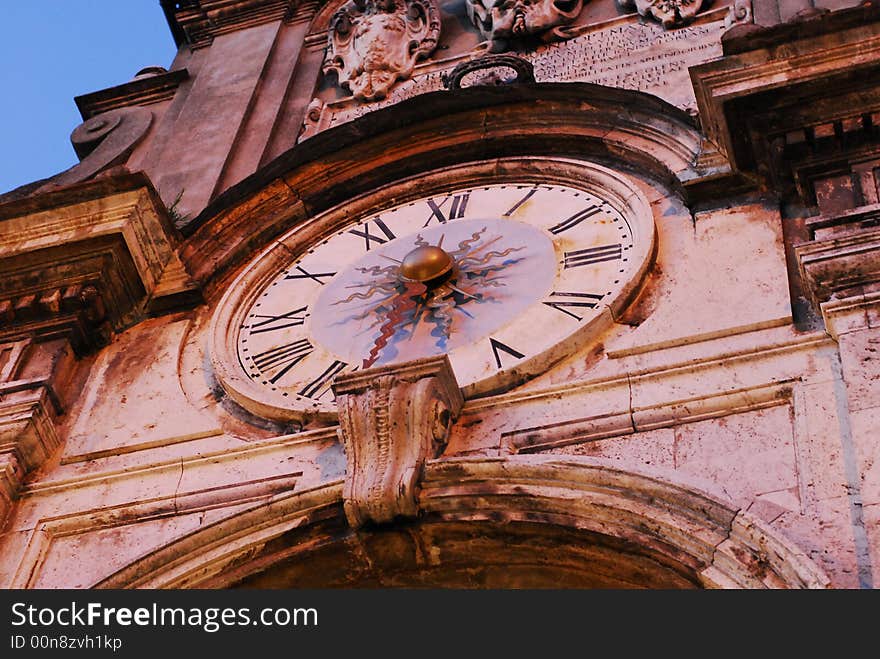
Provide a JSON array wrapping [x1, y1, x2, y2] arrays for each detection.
[[1, 0, 878, 589], [0, 160, 870, 588]]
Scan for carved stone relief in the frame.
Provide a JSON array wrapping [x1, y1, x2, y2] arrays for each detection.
[[333, 355, 463, 528], [466, 0, 585, 52], [724, 0, 753, 27], [298, 99, 325, 142], [323, 0, 441, 102], [617, 0, 703, 28]]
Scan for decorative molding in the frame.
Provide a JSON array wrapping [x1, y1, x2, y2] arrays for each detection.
[[323, 0, 441, 101], [421, 458, 830, 589], [819, 290, 880, 340], [93, 457, 829, 589], [0, 389, 60, 476], [796, 214, 880, 305], [465, 0, 584, 53], [724, 0, 752, 27], [0, 339, 30, 383], [297, 99, 324, 142], [464, 324, 828, 414], [0, 175, 197, 352], [0, 339, 73, 530], [74, 69, 188, 120], [32, 108, 154, 194], [287, 0, 321, 24], [442, 54, 535, 90], [161, 0, 295, 49], [8, 469, 304, 589], [502, 380, 795, 453], [617, 0, 703, 28], [0, 284, 109, 353], [333, 355, 463, 528], [690, 12, 880, 181]]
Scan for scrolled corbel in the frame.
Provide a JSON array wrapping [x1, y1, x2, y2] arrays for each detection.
[[332, 355, 463, 528]]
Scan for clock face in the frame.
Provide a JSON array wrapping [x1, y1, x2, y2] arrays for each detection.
[[212, 162, 655, 421]]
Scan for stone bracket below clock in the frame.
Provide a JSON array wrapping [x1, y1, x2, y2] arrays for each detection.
[[332, 355, 464, 529]]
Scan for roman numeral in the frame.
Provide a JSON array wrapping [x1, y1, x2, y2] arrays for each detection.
[[549, 205, 602, 234], [563, 244, 622, 269], [349, 218, 396, 250], [284, 266, 336, 284], [490, 337, 525, 369], [424, 193, 469, 226], [503, 187, 538, 216], [542, 291, 604, 321], [299, 360, 348, 400], [248, 306, 308, 334], [252, 339, 313, 384]]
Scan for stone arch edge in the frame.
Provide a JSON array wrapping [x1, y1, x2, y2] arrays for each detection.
[[94, 456, 829, 589]]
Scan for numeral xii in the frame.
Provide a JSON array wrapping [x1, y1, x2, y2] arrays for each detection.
[[424, 193, 469, 225]]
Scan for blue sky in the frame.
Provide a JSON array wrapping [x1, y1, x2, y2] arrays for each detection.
[[0, 2, 177, 194]]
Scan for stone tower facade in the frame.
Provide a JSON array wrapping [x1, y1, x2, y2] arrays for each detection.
[[1, 0, 878, 588]]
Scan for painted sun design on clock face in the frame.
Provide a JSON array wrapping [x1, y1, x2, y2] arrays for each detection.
[[217, 171, 653, 421], [310, 218, 555, 370]]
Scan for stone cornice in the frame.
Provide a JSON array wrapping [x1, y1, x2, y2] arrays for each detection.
[[691, 17, 880, 172], [0, 174, 199, 352], [796, 203, 880, 306], [161, 0, 297, 49], [721, 3, 880, 56], [75, 69, 189, 120]]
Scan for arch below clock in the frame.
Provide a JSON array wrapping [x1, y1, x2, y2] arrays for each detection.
[[181, 83, 713, 295], [94, 456, 829, 589]]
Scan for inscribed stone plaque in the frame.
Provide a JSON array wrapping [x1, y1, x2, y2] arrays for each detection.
[[318, 15, 727, 133]]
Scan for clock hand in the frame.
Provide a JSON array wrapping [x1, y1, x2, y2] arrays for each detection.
[[448, 283, 478, 300]]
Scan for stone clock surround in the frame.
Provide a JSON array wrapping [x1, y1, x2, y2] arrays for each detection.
[[0, 84, 848, 589], [209, 157, 656, 421]]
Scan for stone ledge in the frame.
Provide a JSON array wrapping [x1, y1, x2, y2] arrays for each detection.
[[75, 69, 189, 120], [0, 174, 199, 352]]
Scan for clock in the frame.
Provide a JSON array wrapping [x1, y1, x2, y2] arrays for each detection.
[[210, 158, 655, 422]]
